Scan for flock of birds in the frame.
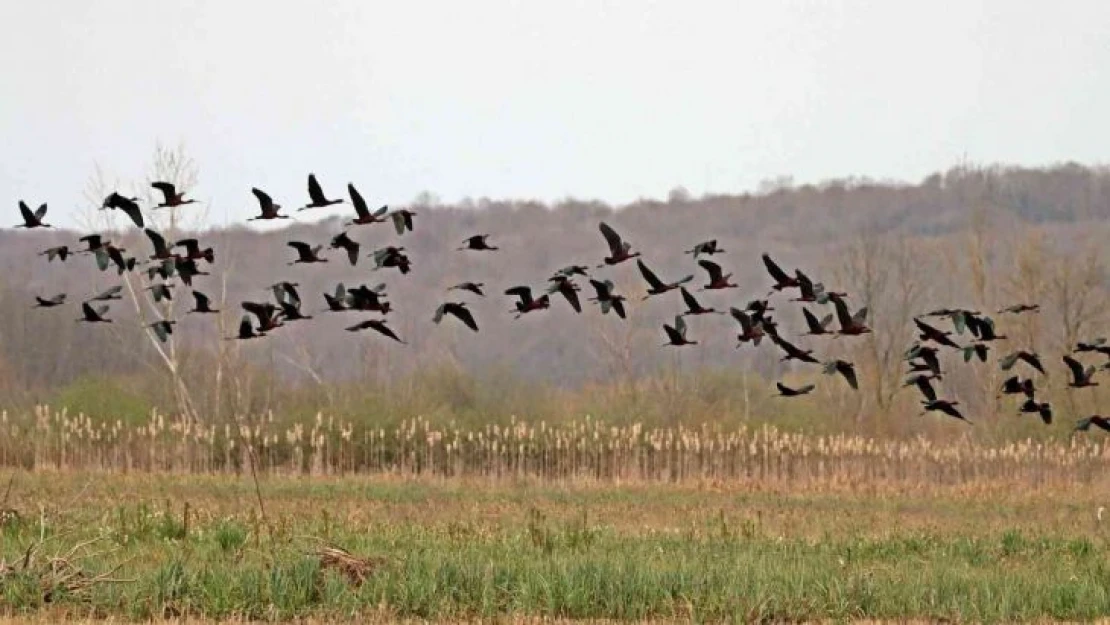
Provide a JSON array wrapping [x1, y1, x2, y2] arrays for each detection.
[[13, 173, 1110, 434]]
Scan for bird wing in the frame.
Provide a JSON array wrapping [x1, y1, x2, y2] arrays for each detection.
[[803, 308, 823, 333], [831, 296, 853, 330], [588, 279, 611, 300], [698, 259, 723, 282], [761, 253, 791, 284], [288, 241, 312, 258], [34, 203, 48, 220], [776, 382, 793, 395], [307, 174, 325, 204], [504, 286, 534, 305], [18, 201, 34, 224], [838, 363, 859, 390], [559, 284, 582, 313], [914, 318, 940, 337], [390, 212, 406, 235], [151, 182, 175, 203], [637, 259, 666, 291], [252, 187, 274, 211], [730, 307, 753, 333], [915, 377, 937, 402], [663, 323, 684, 344], [597, 222, 624, 255], [795, 269, 814, 296], [118, 201, 144, 228], [192, 290, 210, 310], [851, 306, 869, 325], [348, 184, 369, 219], [144, 229, 169, 255], [680, 287, 699, 312], [452, 305, 479, 332]]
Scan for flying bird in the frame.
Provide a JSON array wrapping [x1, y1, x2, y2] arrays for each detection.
[[662, 315, 697, 346], [151, 182, 196, 209], [299, 174, 344, 210], [1064, 355, 1099, 389], [78, 302, 112, 323], [433, 302, 479, 332], [587, 280, 627, 319], [998, 303, 1040, 315], [685, 240, 724, 258], [389, 209, 417, 235], [914, 318, 961, 349], [920, 399, 969, 423], [776, 382, 815, 397], [174, 239, 214, 263], [449, 282, 486, 297], [697, 259, 737, 290], [329, 231, 360, 266], [39, 246, 69, 262], [505, 286, 550, 318], [248, 188, 289, 221], [1018, 398, 1053, 425], [679, 287, 720, 316], [829, 294, 870, 336], [822, 360, 858, 390], [147, 319, 177, 343], [86, 286, 123, 302], [771, 334, 819, 364], [459, 234, 499, 251], [348, 184, 388, 225], [637, 259, 693, 299], [596, 222, 639, 266], [189, 290, 219, 314], [33, 294, 66, 308], [1000, 350, 1046, 375], [16, 201, 51, 228], [288, 241, 328, 265], [762, 253, 800, 292], [547, 276, 583, 313], [370, 246, 411, 274], [230, 315, 265, 340], [801, 308, 834, 336], [101, 193, 143, 228], [1075, 415, 1110, 433], [345, 318, 406, 343]]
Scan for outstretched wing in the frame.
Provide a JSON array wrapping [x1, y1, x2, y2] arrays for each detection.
[[597, 222, 624, 255], [637, 259, 666, 290], [762, 253, 791, 283], [348, 184, 369, 219], [307, 174, 326, 204], [151, 181, 176, 203], [698, 259, 723, 282], [145, 228, 168, 255]]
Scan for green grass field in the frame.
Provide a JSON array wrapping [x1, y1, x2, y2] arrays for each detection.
[[1, 472, 1110, 622]]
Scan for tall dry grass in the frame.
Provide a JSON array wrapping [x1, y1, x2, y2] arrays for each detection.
[[4, 406, 1109, 489]]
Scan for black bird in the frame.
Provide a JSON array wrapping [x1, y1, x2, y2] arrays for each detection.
[[762, 253, 800, 292], [1075, 415, 1110, 433], [299, 174, 344, 210], [801, 308, 834, 336], [323, 283, 349, 312], [554, 265, 590, 278], [962, 343, 990, 363], [547, 276, 583, 313], [731, 307, 768, 347], [151, 182, 196, 209], [905, 344, 943, 378], [189, 290, 219, 314], [146, 260, 174, 281], [242, 301, 283, 333], [914, 318, 961, 349], [230, 315, 265, 340], [145, 229, 177, 261], [679, 287, 720, 316], [459, 234, 498, 251], [174, 239, 214, 264], [966, 315, 1006, 342], [87, 286, 123, 302], [277, 298, 313, 322], [348, 183, 388, 225], [148, 319, 177, 343], [16, 201, 51, 228], [596, 222, 639, 266], [270, 281, 303, 309], [288, 242, 328, 265], [345, 318, 405, 343], [77, 234, 110, 254], [96, 246, 137, 275], [1000, 350, 1046, 375], [685, 240, 724, 258], [389, 209, 417, 235], [587, 279, 627, 319], [1076, 338, 1110, 356], [433, 302, 479, 332], [771, 334, 819, 364], [920, 399, 968, 423], [637, 259, 693, 299], [248, 188, 289, 221], [697, 259, 737, 290], [999, 304, 1039, 315], [346, 285, 391, 315], [78, 302, 112, 323], [1064, 355, 1099, 389], [906, 374, 938, 402], [101, 193, 143, 228], [34, 294, 66, 308], [449, 282, 486, 297], [662, 315, 697, 346], [829, 294, 870, 336], [999, 375, 1035, 399], [822, 360, 858, 390], [371, 246, 411, 274], [147, 283, 174, 303], [1018, 398, 1053, 425], [329, 231, 360, 266], [776, 382, 815, 397], [175, 258, 209, 286], [39, 246, 68, 262], [792, 270, 824, 303], [505, 286, 550, 318]]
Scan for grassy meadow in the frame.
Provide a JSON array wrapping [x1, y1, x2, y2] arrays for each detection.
[[2, 467, 1110, 622]]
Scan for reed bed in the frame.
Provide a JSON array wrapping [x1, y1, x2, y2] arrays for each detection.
[[3, 406, 1109, 489]]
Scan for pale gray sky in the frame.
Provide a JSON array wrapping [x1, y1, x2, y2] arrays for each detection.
[[2, 1, 1107, 228]]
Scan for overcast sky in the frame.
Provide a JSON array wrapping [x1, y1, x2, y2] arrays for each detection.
[[2, 1, 1107, 228]]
